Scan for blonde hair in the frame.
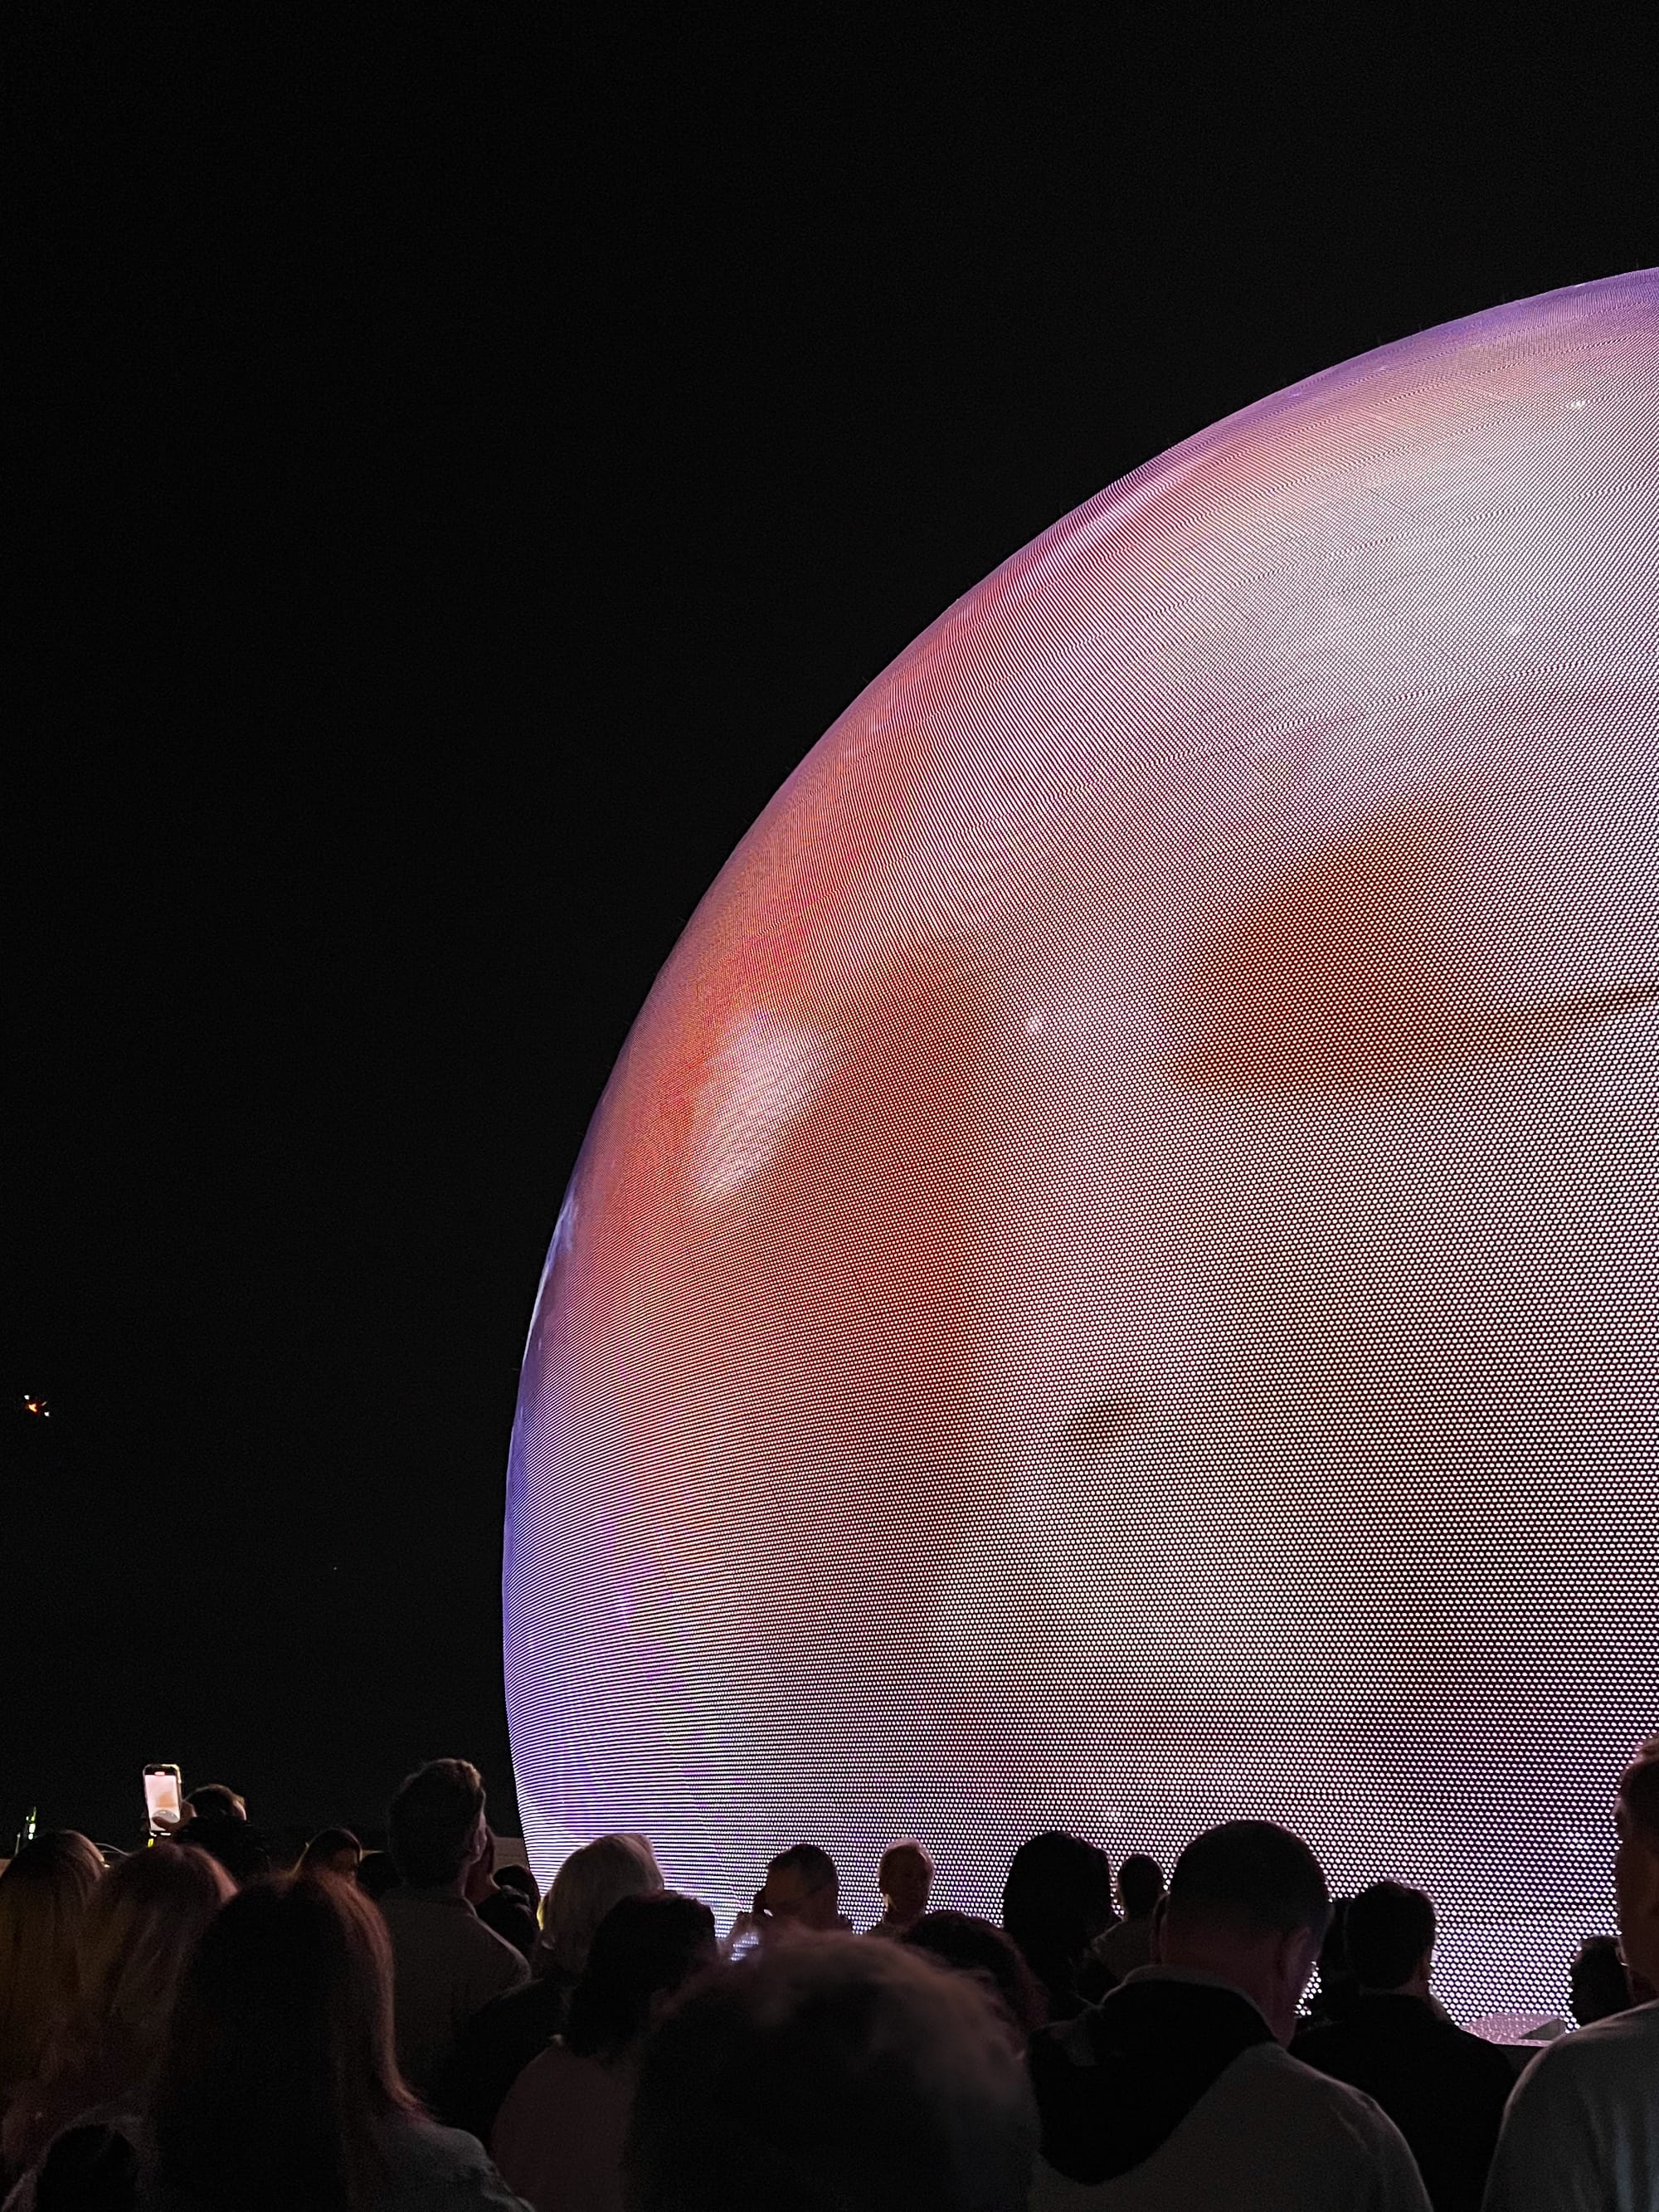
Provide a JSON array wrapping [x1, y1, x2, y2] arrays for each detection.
[[3, 1840, 234, 2173], [538, 1834, 663, 1978], [0, 1833, 105, 2097]]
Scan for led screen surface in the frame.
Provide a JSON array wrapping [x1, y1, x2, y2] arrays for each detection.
[[508, 271, 1659, 2024]]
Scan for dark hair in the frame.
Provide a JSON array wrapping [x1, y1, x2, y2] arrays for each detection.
[[1569, 1934, 1632, 2026], [354, 1852, 401, 1903], [1000, 1833, 1114, 2013], [1618, 1740, 1659, 1844], [1116, 1854, 1165, 1919], [187, 1785, 246, 1822], [494, 1863, 538, 1902], [627, 1936, 1037, 2212], [148, 1874, 414, 2212], [387, 1758, 484, 1887], [768, 1844, 839, 1898], [299, 1830, 361, 1875], [904, 1911, 1046, 2038], [563, 1893, 717, 2060], [179, 1820, 270, 1888], [1316, 1897, 1355, 2003], [1166, 1821, 1330, 1941], [1343, 1881, 1435, 1989]]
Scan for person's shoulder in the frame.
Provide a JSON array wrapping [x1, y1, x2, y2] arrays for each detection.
[[1441, 2015, 1531, 2084], [1242, 2042, 1414, 2145], [1511, 1999, 1659, 2096], [468, 1910, 531, 1981], [1290, 2015, 1347, 2063], [506, 2038, 610, 2101], [470, 1969, 562, 2031], [493, 2044, 619, 2151], [377, 2112, 533, 2206]]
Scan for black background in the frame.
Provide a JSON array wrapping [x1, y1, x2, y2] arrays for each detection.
[[7, 10, 1652, 1851]]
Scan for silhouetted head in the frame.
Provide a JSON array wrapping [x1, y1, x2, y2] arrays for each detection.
[[1344, 1880, 1436, 1993], [1000, 1833, 1114, 2015], [354, 1850, 401, 1903], [538, 1833, 664, 1980], [1114, 1854, 1165, 1922], [1161, 1821, 1331, 2044], [1569, 1932, 1633, 2026], [904, 1910, 1046, 2044], [387, 1758, 486, 1888], [627, 1936, 1037, 2212], [187, 1785, 247, 1823], [149, 1873, 414, 2211], [761, 1844, 842, 1933], [494, 1862, 539, 1903], [878, 1841, 935, 1927], [0, 1833, 106, 2093], [1617, 1740, 1659, 1989], [563, 1892, 718, 2062], [299, 1828, 362, 1881], [2, 1841, 234, 2175]]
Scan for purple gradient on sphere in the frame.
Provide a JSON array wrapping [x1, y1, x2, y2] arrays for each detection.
[[507, 271, 1659, 2024]]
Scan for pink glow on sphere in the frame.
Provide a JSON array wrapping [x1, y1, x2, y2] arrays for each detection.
[[508, 271, 1659, 2022]]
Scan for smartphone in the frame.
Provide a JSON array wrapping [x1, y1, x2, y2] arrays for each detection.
[[143, 1763, 183, 1834]]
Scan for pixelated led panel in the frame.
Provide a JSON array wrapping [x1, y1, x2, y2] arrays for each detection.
[[507, 270, 1659, 2024]]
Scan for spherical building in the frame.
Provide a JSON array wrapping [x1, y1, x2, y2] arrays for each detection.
[[507, 271, 1659, 2019]]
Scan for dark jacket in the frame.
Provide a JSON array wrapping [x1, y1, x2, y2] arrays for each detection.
[[431, 1971, 574, 2145], [1293, 1991, 1517, 2212]]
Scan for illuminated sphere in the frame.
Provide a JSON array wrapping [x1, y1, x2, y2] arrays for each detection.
[[508, 271, 1659, 2019]]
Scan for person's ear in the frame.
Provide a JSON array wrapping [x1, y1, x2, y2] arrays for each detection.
[[1280, 1923, 1320, 1998]]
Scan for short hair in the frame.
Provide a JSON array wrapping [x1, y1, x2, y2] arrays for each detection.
[[769, 1844, 839, 1898], [903, 1910, 1046, 2039], [179, 1819, 270, 1888], [564, 1893, 717, 2059], [355, 1851, 401, 1903], [1166, 1821, 1330, 1941], [880, 1840, 936, 1882], [538, 1833, 664, 1978], [387, 1759, 485, 1888], [494, 1863, 539, 1902], [1618, 1740, 1659, 1844], [187, 1784, 247, 1822], [1116, 1854, 1165, 1919], [1344, 1881, 1436, 1988], [626, 1936, 1038, 2212]]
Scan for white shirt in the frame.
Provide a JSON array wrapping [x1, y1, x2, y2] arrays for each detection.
[[1032, 1973, 1430, 2212], [1481, 1998, 1659, 2212]]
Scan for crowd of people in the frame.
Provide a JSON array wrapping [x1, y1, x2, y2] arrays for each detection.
[[1, 1743, 1657, 2211]]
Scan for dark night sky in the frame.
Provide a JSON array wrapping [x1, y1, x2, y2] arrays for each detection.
[[7, 12, 1652, 1850]]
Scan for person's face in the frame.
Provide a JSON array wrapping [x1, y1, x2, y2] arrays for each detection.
[[880, 1848, 932, 1922], [504, 276, 1659, 2035], [761, 1863, 839, 1932], [1613, 1800, 1659, 1987]]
